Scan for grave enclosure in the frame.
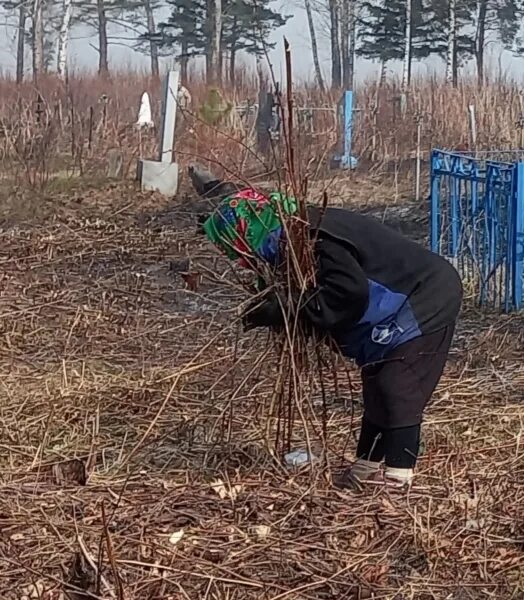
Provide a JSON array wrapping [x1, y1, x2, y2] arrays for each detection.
[[430, 149, 524, 312]]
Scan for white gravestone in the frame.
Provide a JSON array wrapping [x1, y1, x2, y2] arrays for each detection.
[[137, 70, 180, 197], [136, 92, 154, 129]]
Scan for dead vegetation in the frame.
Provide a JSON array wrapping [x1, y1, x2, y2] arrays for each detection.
[[2, 71, 524, 191], [0, 176, 521, 599], [0, 71, 523, 598]]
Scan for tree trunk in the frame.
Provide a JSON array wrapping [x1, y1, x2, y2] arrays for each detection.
[[329, 0, 341, 88], [143, 0, 159, 77], [340, 0, 349, 89], [304, 0, 325, 91], [475, 0, 487, 88], [446, 0, 457, 86], [207, 0, 222, 84], [16, 2, 26, 84], [347, 0, 356, 90], [229, 46, 236, 86], [31, 0, 44, 83], [205, 0, 211, 79], [341, 0, 349, 88], [228, 17, 238, 85], [57, 0, 74, 79], [181, 40, 189, 84], [215, 0, 222, 84], [379, 60, 387, 87], [219, 38, 225, 82], [96, 0, 109, 75], [402, 0, 412, 89]]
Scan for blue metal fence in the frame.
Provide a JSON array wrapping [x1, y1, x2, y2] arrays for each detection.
[[430, 150, 524, 311]]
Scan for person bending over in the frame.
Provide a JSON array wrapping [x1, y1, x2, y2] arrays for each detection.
[[200, 187, 462, 489]]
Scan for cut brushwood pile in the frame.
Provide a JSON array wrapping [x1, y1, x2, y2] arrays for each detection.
[[243, 40, 340, 462], [0, 178, 522, 599]]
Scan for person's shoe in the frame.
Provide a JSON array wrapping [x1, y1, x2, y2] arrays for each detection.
[[333, 459, 382, 491], [384, 467, 414, 488], [333, 468, 365, 491]]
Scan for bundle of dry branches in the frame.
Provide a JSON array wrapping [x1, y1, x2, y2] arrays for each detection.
[[254, 42, 342, 466]]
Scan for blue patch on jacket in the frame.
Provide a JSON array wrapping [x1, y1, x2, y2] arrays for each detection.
[[333, 280, 421, 366]]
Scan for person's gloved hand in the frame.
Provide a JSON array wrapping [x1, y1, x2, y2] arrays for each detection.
[[242, 292, 286, 331]]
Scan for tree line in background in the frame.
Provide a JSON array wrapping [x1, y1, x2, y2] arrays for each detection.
[[1, 0, 289, 84], [2, 0, 524, 88], [309, 0, 524, 90]]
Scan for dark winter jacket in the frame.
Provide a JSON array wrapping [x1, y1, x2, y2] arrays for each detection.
[[250, 206, 462, 367]]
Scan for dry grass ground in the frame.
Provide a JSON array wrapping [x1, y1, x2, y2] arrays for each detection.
[[0, 173, 522, 600]]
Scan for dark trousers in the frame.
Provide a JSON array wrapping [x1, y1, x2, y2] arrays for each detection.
[[357, 325, 455, 469], [357, 418, 420, 469]]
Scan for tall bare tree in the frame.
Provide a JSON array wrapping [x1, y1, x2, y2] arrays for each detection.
[[328, 0, 341, 87], [31, 0, 44, 81], [445, 0, 457, 86], [207, 0, 222, 84], [341, 0, 349, 86], [96, 0, 109, 75], [474, 0, 487, 86], [304, 0, 325, 91], [341, 0, 356, 89], [348, 0, 356, 89], [56, 0, 73, 78], [16, 1, 26, 83], [143, 0, 159, 76], [402, 0, 412, 88]]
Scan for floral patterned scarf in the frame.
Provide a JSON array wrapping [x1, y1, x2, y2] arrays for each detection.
[[202, 189, 297, 267]]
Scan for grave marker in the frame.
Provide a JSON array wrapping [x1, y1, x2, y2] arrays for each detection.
[[138, 70, 180, 197], [136, 92, 154, 129], [331, 90, 358, 170], [107, 148, 123, 178]]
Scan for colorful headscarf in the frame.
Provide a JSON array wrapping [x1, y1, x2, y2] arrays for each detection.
[[203, 189, 297, 267]]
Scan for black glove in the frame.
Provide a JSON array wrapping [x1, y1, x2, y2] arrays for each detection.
[[242, 293, 286, 331]]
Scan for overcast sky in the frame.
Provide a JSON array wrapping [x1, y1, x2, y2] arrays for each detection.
[[0, 1, 522, 83]]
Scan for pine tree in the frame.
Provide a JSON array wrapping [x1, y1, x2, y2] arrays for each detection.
[[75, 0, 146, 76], [410, 0, 475, 85], [473, 0, 522, 86], [157, 0, 288, 84], [142, 0, 160, 77], [411, 0, 435, 60], [357, 0, 430, 78], [357, 1, 407, 64], [419, 0, 522, 86], [157, 0, 207, 81], [97, 0, 169, 77], [221, 0, 288, 84]]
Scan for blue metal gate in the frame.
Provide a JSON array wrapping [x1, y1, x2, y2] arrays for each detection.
[[430, 150, 524, 311]]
